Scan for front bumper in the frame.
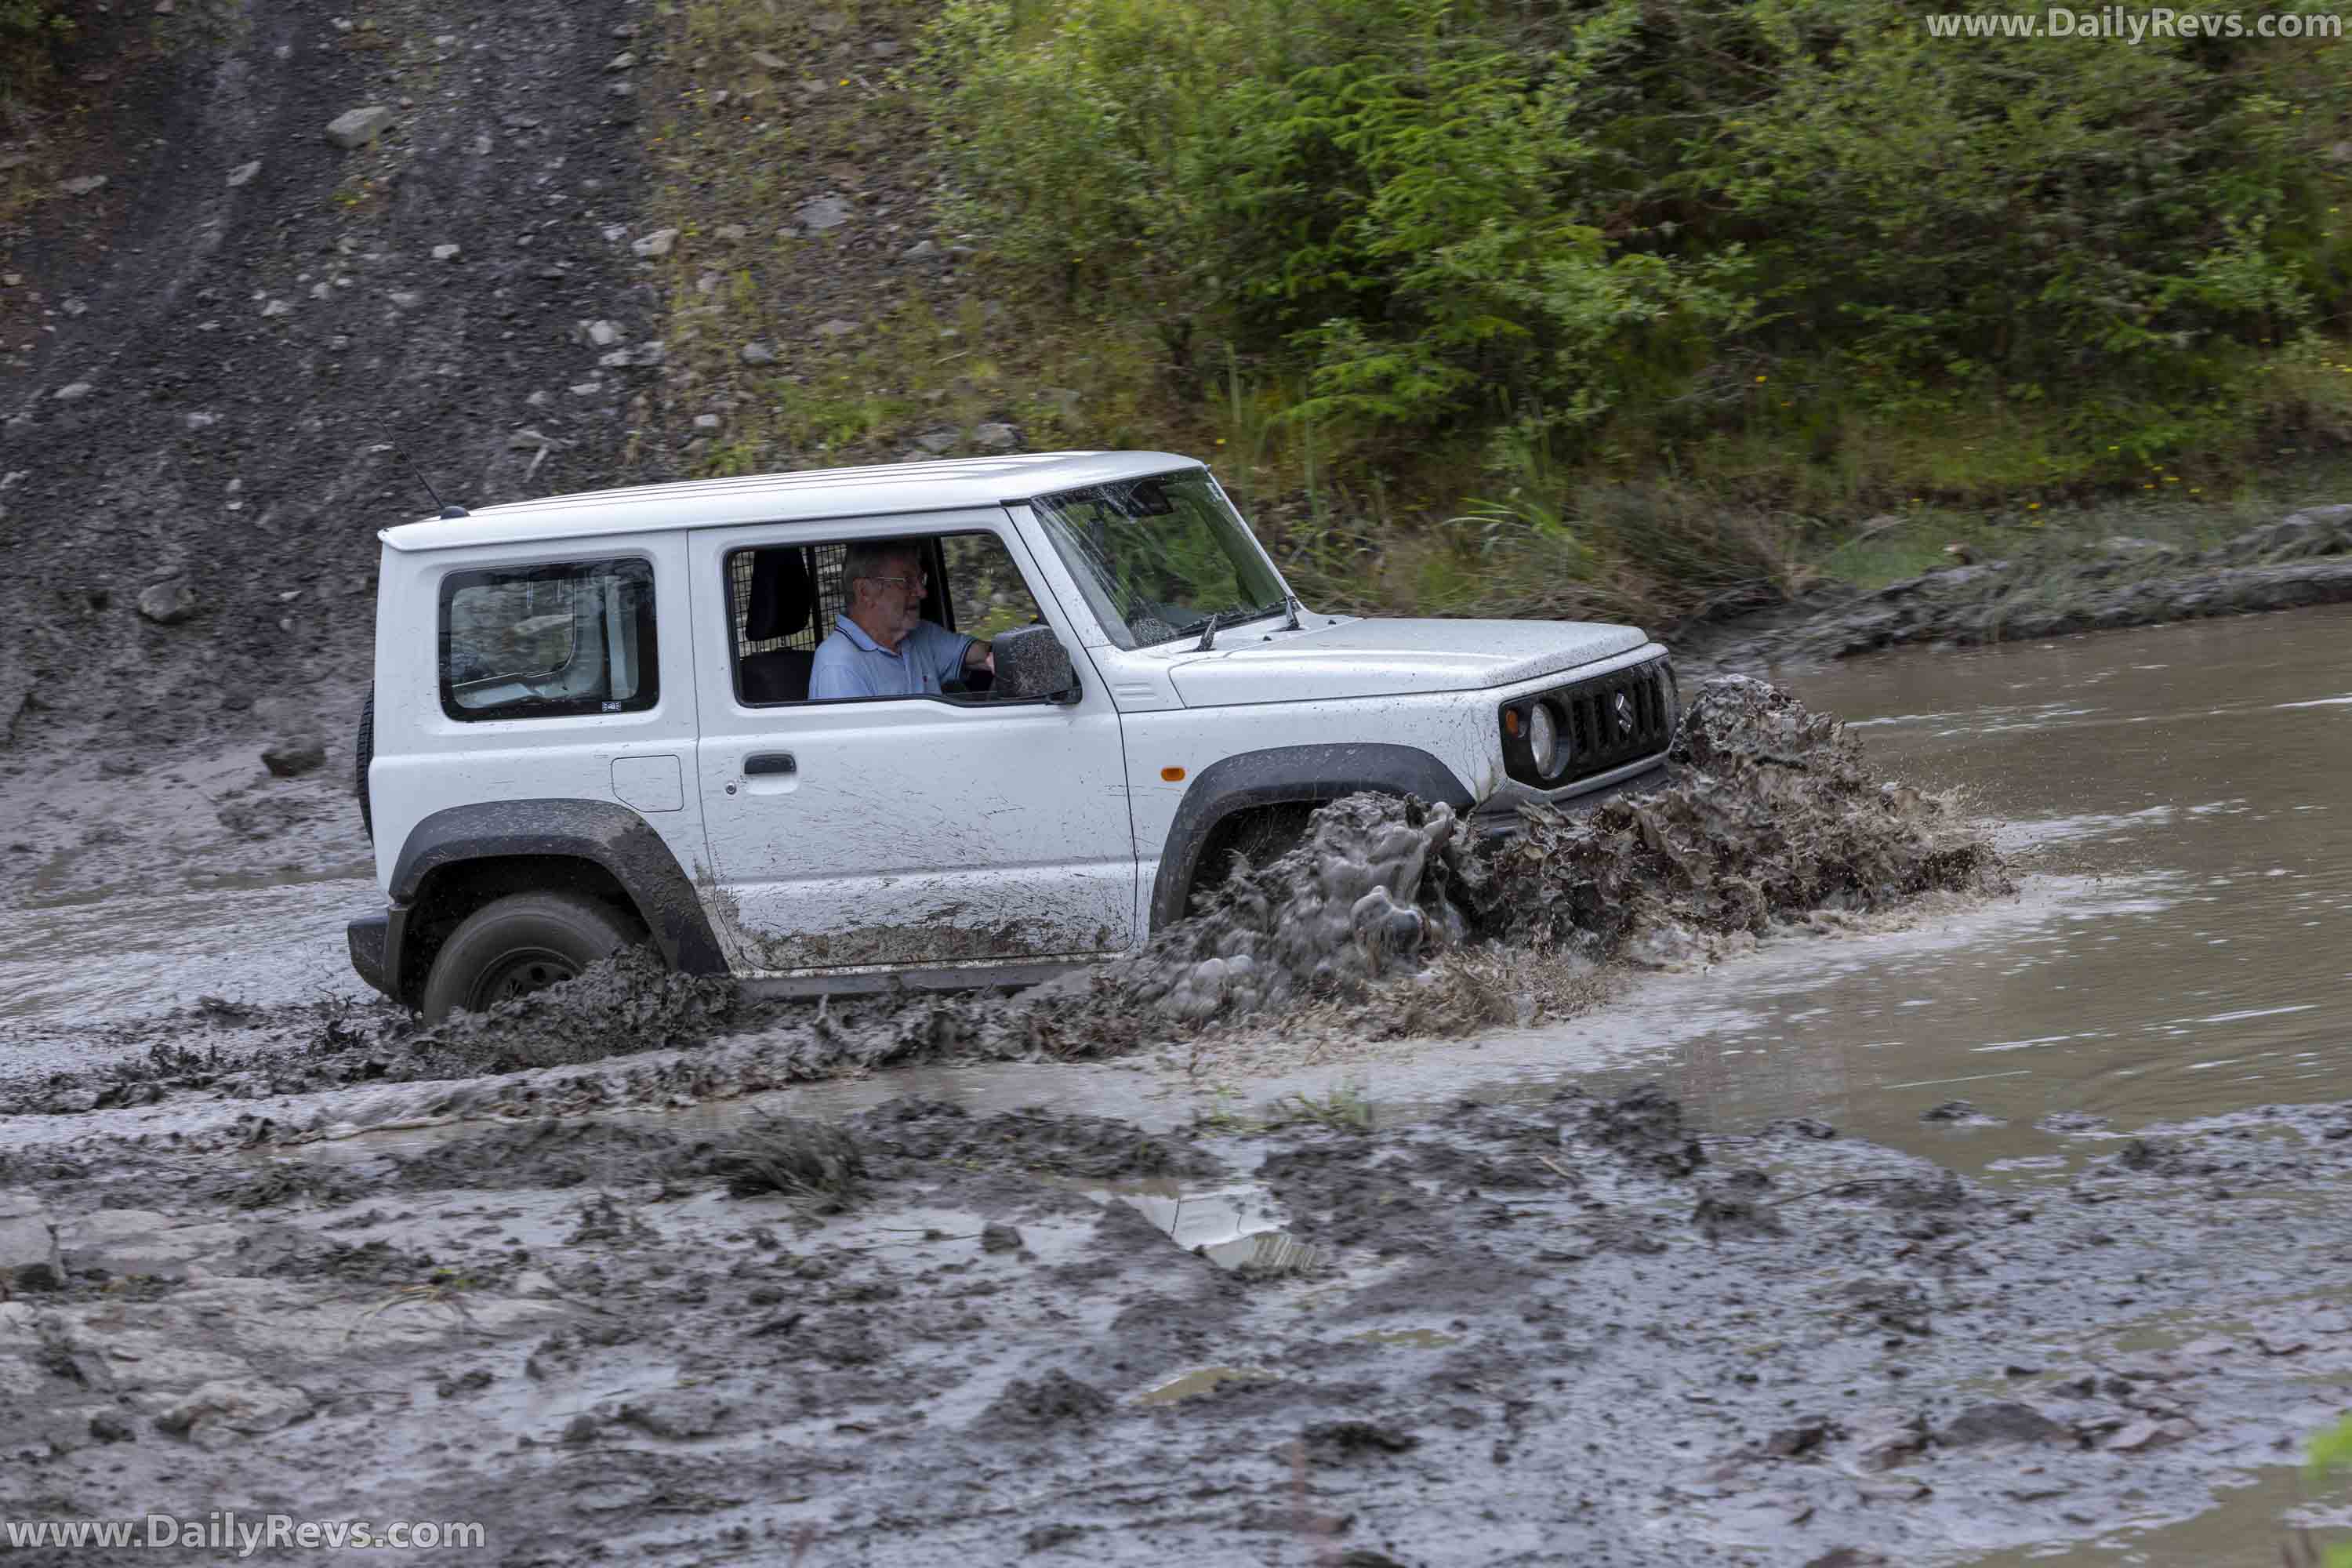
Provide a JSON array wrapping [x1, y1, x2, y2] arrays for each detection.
[[347, 913, 394, 1000], [1469, 752, 1670, 837]]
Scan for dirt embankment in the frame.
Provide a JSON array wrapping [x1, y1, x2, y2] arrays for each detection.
[[0, 678, 2010, 1126], [1686, 505, 2352, 670], [0, 0, 671, 841], [3, 1085, 2349, 1566]]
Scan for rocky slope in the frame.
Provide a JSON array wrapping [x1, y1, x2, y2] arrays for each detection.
[[0, 0, 668, 782]]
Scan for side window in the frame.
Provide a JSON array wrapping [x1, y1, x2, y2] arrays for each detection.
[[941, 532, 1044, 641], [727, 530, 1046, 706], [439, 557, 658, 722]]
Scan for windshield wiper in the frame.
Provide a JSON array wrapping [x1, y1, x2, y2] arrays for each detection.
[[1185, 600, 1295, 651]]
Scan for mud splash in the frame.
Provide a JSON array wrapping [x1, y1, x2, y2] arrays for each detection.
[[0, 679, 2016, 1126], [399, 946, 741, 1076], [1062, 674, 2010, 1029], [1490, 674, 2013, 967]]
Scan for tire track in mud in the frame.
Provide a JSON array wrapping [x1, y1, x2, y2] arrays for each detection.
[[5, 1087, 2351, 1567]]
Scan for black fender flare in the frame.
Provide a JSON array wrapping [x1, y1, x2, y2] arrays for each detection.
[[1149, 743, 1474, 933], [382, 798, 728, 1001]]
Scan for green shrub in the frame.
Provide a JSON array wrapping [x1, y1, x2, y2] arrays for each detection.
[[918, 0, 2352, 493], [1, 0, 79, 100]]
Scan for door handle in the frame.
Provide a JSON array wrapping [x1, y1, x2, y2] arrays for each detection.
[[745, 753, 797, 777]]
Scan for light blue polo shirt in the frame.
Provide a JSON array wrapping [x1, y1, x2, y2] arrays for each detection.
[[808, 614, 974, 700]]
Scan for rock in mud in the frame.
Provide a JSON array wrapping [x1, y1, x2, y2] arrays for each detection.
[[1848, 1408, 1928, 1471], [260, 737, 327, 778], [1920, 1099, 2001, 1123], [1936, 1402, 2073, 1448], [1877, 1169, 1969, 1210], [157, 1381, 313, 1450], [2106, 1417, 2194, 1452], [0, 1194, 58, 1276], [976, 1370, 1111, 1431], [979, 1222, 1023, 1254], [136, 580, 198, 624], [324, 106, 394, 148], [1764, 1415, 1840, 1457], [619, 1392, 732, 1439], [1301, 1419, 1421, 1458]]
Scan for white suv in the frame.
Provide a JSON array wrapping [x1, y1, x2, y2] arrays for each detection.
[[349, 452, 1676, 1020]]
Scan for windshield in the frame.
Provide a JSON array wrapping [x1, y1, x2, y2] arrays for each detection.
[[1031, 469, 1289, 649]]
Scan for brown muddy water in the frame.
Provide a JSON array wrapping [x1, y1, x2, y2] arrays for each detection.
[[1749, 602, 2352, 1168]]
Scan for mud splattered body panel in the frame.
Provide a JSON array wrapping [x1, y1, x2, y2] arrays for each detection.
[[366, 530, 710, 906]]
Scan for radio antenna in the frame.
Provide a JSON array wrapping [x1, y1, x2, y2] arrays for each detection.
[[399, 449, 468, 519]]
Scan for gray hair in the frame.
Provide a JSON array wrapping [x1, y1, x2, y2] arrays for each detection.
[[841, 538, 922, 598]]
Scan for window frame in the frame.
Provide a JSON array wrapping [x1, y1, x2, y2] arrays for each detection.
[[723, 527, 1057, 710], [437, 554, 661, 724]]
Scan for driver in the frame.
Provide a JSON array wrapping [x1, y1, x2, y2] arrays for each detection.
[[809, 539, 994, 700]]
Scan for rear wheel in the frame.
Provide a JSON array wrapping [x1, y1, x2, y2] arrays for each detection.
[[419, 891, 640, 1024]]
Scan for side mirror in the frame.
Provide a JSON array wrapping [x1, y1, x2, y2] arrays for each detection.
[[993, 624, 1080, 704]]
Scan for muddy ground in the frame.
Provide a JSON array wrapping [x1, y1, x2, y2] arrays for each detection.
[[4, 670, 2351, 1564], [5, 1084, 2350, 1566]]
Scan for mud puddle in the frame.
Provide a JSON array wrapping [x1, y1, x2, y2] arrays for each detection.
[[0, 877, 376, 1028], [1963, 1465, 2352, 1567]]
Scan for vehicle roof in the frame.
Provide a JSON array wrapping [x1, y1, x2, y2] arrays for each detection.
[[379, 450, 1207, 553]]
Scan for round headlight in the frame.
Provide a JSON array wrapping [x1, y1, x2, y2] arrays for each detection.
[[1528, 702, 1559, 777]]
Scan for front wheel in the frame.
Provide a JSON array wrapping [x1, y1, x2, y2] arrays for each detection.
[[419, 891, 641, 1024]]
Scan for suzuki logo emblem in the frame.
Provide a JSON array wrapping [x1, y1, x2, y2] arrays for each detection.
[[1613, 690, 1634, 734]]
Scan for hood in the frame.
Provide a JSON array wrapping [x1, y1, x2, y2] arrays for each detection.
[[1165, 617, 1651, 708]]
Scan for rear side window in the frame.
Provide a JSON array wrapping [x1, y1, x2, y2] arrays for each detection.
[[439, 557, 658, 721]]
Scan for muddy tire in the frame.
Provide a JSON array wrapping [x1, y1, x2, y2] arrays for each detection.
[[419, 891, 638, 1024], [356, 688, 374, 842], [1189, 802, 1316, 908]]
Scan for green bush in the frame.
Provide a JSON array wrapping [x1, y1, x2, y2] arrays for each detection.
[[918, 0, 2352, 491], [1, 0, 78, 99]]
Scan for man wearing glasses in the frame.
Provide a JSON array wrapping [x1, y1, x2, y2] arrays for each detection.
[[808, 539, 996, 701]]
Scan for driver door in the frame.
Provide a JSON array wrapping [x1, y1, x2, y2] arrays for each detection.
[[688, 510, 1140, 977]]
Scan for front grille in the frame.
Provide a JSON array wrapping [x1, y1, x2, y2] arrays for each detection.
[[1499, 657, 1674, 789]]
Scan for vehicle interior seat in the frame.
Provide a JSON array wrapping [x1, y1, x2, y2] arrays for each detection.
[[738, 547, 817, 704]]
